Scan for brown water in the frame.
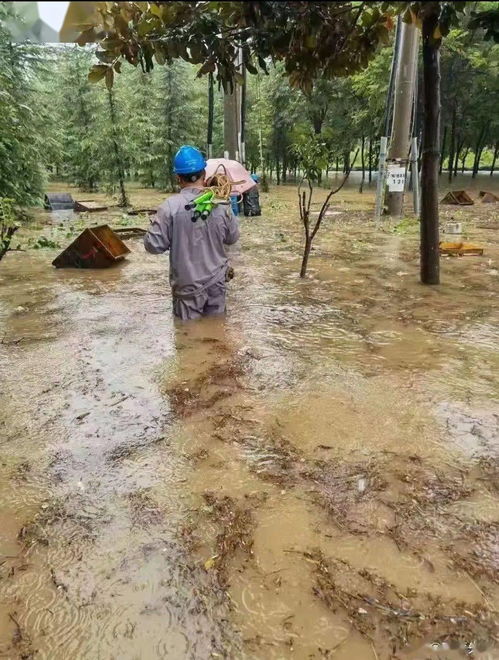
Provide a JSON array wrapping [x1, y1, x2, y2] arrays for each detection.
[[1, 187, 498, 659]]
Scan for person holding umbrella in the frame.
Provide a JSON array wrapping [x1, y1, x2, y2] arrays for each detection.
[[144, 145, 240, 321]]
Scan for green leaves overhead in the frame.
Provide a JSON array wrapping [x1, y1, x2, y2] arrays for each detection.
[[76, 1, 398, 91]]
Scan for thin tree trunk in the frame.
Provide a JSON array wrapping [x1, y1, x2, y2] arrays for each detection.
[[166, 67, 175, 191], [420, 14, 441, 285], [461, 146, 469, 173], [439, 124, 447, 175], [448, 105, 456, 183], [490, 142, 498, 176], [359, 136, 365, 193], [207, 73, 214, 158], [300, 237, 312, 278], [343, 151, 350, 173], [368, 137, 373, 184], [472, 122, 489, 178], [107, 88, 129, 207], [453, 137, 463, 178]]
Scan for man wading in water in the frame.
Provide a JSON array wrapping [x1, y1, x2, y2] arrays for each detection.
[[144, 145, 240, 321]]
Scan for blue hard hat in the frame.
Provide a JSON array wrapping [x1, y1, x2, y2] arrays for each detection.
[[251, 173, 260, 183], [173, 145, 206, 175]]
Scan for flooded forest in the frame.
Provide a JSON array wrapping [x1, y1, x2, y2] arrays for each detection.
[[1, 2, 499, 659]]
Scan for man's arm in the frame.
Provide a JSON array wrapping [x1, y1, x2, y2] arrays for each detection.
[[144, 203, 172, 254], [223, 208, 240, 246]]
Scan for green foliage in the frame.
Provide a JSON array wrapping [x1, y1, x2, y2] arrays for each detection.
[[292, 139, 329, 183], [0, 5, 46, 206], [0, 197, 18, 256], [79, 2, 395, 92], [53, 46, 101, 190]]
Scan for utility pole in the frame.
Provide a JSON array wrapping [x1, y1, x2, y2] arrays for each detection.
[[386, 21, 419, 217], [374, 16, 401, 222]]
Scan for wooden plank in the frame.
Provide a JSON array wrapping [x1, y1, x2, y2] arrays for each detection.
[[74, 200, 109, 212]]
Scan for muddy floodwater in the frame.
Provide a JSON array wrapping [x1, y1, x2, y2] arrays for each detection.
[[1, 184, 498, 659]]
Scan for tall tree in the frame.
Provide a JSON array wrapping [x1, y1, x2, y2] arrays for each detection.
[[0, 5, 46, 205], [54, 46, 101, 190]]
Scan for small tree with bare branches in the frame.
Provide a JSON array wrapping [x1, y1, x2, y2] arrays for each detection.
[[295, 140, 358, 278]]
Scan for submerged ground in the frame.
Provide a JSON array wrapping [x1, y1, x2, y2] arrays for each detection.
[[0, 180, 498, 659]]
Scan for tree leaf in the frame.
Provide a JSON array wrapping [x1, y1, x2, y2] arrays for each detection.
[[88, 65, 108, 83], [76, 27, 96, 47]]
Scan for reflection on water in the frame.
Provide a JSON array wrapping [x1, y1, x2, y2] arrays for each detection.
[[0, 191, 498, 659]]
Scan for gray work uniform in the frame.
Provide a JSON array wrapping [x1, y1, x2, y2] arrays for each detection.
[[144, 187, 240, 321]]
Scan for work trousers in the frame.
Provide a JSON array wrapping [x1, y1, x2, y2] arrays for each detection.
[[172, 280, 226, 321]]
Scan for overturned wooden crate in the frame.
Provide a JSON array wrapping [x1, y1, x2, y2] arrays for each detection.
[[44, 193, 74, 211], [439, 241, 484, 257], [74, 200, 109, 212], [479, 191, 499, 203], [127, 208, 156, 216], [52, 225, 130, 268], [112, 227, 147, 239], [441, 190, 474, 205]]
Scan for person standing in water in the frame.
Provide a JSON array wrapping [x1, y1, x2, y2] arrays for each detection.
[[144, 146, 240, 321]]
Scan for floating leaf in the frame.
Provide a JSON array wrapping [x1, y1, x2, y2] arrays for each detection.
[[204, 555, 218, 570]]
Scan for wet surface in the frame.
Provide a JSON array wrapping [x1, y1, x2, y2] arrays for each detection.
[[1, 184, 498, 659]]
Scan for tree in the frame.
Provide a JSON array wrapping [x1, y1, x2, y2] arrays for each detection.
[[53, 46, 101, 190], [0, 5, 46, 206], [121, 68, 163, 188], [294, 137, 358, 277], [104, 84, 129, 206]]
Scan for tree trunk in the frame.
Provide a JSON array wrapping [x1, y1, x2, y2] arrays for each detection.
[[276, 160, 281, 185], [453, 137, 463, 178], [165, 67, 176, 192], [439, 124, 447, 175], [490, 142, 498, 176], [107, 88, 129, 207], [368, 137, 373, 184], [359, 136, 366, 193], [343, 151, 350, 174], [447, 105, 456, 183], [240, 54, 246, 165], [461, 146, 469, 173], [207, 73, 214, 158], [224, 85, 239, 160], [300, 236, 312, 278], [420, 14, 441, 285], [472, 122, 489, 178]]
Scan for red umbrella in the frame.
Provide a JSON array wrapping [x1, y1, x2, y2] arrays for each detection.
[[205, 159, 256, 195]]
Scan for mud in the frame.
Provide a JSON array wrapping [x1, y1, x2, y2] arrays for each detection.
[[0, 181, 498, 659]]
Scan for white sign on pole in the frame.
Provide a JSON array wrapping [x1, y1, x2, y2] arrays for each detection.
[[386, 165, 406, 192]]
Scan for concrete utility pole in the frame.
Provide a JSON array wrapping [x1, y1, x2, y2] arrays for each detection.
[[386, 21, 419, 217]]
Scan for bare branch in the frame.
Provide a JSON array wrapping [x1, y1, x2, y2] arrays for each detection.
[[311, 148, 359, 240]]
